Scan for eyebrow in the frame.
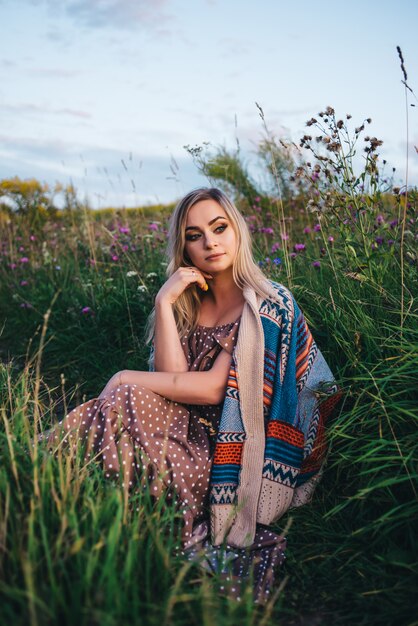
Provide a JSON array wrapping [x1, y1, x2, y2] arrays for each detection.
[[185, 216, 228, 232]]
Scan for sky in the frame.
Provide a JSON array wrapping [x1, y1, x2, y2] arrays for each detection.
[[1, 0, 417, 208]]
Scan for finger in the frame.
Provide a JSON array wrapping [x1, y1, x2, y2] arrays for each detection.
[[186, 268, 209, 291], [186, 267, 213, 279]]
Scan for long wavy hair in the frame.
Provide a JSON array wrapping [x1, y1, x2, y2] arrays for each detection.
[[144, 187, 279, 345]]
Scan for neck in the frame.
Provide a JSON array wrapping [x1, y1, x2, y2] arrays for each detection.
[[204, 270, 244, 309]]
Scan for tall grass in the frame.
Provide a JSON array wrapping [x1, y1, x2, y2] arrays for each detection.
[[0, 104, 417, 624]]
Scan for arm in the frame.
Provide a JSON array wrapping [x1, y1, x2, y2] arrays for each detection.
[[153, 296, 188, 372], [152, 265, 212, 372], [99, 347, 232, 405]]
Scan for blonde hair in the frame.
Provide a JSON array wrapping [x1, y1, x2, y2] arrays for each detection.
[[144, 187, 279, 344]]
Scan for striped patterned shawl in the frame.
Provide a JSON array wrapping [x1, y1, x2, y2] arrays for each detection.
[[209, 280, 341, 548]]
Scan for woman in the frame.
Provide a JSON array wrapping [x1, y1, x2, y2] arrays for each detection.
[[40, 187, 340, 602]]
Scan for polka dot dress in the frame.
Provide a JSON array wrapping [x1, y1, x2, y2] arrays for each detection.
[[40, 317, 241, 543]]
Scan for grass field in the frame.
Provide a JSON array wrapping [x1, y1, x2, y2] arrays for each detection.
[[0, 109, 417, 625]]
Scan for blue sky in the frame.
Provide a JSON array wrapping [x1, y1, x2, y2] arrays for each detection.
[[1, 0, 417, 207]]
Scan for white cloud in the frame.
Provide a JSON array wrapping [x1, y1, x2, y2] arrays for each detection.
[[62, 0, 172, 30], [0, 102, 91, 119]]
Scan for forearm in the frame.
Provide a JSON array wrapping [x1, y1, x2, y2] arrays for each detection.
[[153, 298, 188, 372], [101, 369, 222, 405]]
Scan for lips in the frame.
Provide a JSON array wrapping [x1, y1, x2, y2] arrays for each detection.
[[206, 253, 225, 260]]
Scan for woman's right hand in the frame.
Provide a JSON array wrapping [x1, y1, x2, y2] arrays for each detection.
[[155, 266, 213, 305]]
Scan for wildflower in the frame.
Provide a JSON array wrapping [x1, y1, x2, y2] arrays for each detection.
[[261, 227, 274, 235], [55, 265, 61, 270], [20, 302, 33, 309], [328, 236, 334, 243], [89, 259, 96, 266], [375, 237, 384, 245], [388, 239, 395, 246], [294, 244, 306, 252], [149, 223, 159, 232], [9, 263, 17, 270], [122, 245, 129, 251], [303, 227, 311, 234], [111, 255, 119, 262], [312, 261, 321, 268], [273, 258, 282, 265], [20, 280, 29, 286], [271, 242, 280, 253], [137, 285, 148, 292], [280, 232, 289, 241], [81, 306, 94, 315], [376, 214, 385, 225], [320, 248, 326, 256], [30, 235, 36, 241], [389, 219, 398, 228], [20, 257, 29, 263], [126, 271, 138, 277], [254, 196, 261, 202], [265, 257, 271, 263], [146, 272, 158, 279], [290, 252, 297, 260], [19, 246, 25, 252], [119, 226, 130, 234], [314, 224, 321, 232]]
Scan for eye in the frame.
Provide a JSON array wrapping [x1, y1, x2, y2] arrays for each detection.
[[186, 233, 200, 241]]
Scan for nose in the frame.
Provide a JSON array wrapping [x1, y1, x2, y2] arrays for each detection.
[[204, 233, 218, 248]]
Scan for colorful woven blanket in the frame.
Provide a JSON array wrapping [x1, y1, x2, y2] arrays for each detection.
[[209, 280, 341, 547]]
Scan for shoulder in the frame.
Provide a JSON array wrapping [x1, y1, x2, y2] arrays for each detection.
[[258, 279, 301, 321], [263, 279, 295, 307]]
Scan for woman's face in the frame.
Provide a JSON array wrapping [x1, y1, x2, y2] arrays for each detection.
[[183, 199, 238, 274]]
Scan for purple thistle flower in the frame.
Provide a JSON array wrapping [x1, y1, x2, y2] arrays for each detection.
[[389, 219, 398, 228], [271, 242, 281, 253], [388, 239, 395, 246], [20, 280, 29, 286], [9, 263, 17, 270], [313, 224, 321, 232], [149, 223, 159, 232], [280, 232, 289, 240], [18, 246, 25, 252], [376, 214, 385, 225], [303, 226, 311, 234], [328, 236, 334, 243], [294, 243, 306, 252], [119, 226, 130, 234], [312, 261, 321, 268], [30, 235, 36, 241], [290, 252, 297, 260], [20, 257, 29, 263], [261, 227, 274, 235], [111, 255, 119, 262], [81, 306, 94, 315], [375, 236, 384, 245]]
